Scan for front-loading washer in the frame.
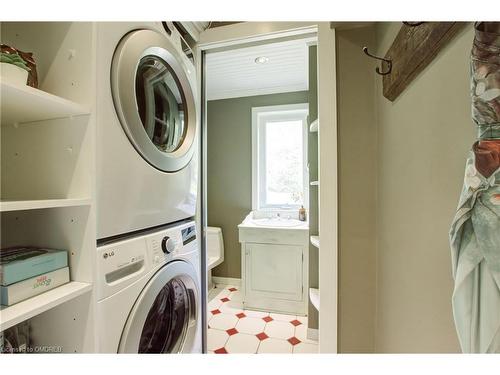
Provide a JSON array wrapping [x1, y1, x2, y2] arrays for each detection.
[[96, 22, 199, 240], [96, 220, 201, 353]]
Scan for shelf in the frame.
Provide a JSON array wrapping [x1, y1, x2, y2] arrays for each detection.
[[309, 288, 320, 311], [1, 79, 89, 126], [309, 119, 318, 133], [310, 235, 320, 248], [0, 281, 92, 331], [0, 198, 92, 212], [310, 181, 319, 186]]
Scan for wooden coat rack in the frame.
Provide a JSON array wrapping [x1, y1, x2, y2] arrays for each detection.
[[365, 22, 467, 101]]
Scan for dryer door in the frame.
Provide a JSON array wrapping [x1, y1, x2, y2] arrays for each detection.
[[119, 260, 199, 353], [112, 29, 197, 172]]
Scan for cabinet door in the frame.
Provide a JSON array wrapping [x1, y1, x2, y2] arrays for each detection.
[[245, 243, 303, 302]]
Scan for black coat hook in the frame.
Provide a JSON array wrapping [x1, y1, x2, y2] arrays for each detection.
[[363, 47, 392, 76], [403, 21, 425, 27]]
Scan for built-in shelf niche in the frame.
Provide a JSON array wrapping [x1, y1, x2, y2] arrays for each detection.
[[1, 113, 91, 202]]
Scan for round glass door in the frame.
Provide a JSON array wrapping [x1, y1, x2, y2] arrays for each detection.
[[135, 56, 187, 154], [112, 29, 197, 172], [139, 278, 191, 353], [119, 261, 199, 353]]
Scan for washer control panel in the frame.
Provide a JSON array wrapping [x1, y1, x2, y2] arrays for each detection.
[[147, 221, 196, 266], [97, 220, 197, 300]]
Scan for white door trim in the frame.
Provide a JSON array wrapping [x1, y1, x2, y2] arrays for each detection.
[[317, 23, 338, 353], [198, 22, 318, 50]]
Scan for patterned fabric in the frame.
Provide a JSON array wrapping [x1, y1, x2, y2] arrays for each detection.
[[471, 23, 500, 129], [450, 22, 500, 353]]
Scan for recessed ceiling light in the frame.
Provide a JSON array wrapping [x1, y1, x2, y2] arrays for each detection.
[[254, 56, 269, 64]]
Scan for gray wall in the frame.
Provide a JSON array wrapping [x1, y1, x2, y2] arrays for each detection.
[[336, 26, 377, 353], [373, 23, 472, 353], [336, 22, 473, 353], [207, 91, 310, 279]]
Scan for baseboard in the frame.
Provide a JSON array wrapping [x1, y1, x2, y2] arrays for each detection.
[[212, 276, 241, 287], [307, 328, 319, 341]]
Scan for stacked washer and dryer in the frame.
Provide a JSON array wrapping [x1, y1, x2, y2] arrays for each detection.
[[94, 22, 201, 353]]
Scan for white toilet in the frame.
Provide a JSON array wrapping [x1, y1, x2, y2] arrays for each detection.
[[206, 226, 224, 291]]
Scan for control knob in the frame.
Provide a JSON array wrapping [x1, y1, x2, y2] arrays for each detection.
[[161, 236, 175, 254]]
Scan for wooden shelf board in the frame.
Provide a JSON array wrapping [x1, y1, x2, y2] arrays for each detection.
[[0, 282, 92, 331], [1, 80, 89, 126], [382, 22, 467, 101], [0, 198, 92, 212]]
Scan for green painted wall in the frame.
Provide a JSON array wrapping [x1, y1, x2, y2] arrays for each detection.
[[207, 91, 309, 278]]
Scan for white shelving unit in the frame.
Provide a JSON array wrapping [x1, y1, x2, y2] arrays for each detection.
[[310, 235, 320, 248], [309, 119, 318, 133], [309, 287, 320, 311], [1, 79, 89, 126], [0, 22, 97, 352], [0, 198, 92, 212], [0, 282, 92, 331]]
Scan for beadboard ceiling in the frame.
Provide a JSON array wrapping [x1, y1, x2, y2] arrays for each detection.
[[205, 38, 310, 101]]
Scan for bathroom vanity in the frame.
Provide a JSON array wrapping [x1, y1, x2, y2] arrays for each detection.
[[238, 212, 309, 315]]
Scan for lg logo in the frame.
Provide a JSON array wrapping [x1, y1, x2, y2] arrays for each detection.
[[103, 251, 115, 259]]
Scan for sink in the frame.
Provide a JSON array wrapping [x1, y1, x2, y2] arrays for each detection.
[[238, 211, 309, 244], [238, 210, 309, 315], [252, 218, 304, 227], [238, 211, 309, 231]]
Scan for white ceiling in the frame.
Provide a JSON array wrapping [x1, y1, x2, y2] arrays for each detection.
[[205, 38, 310, 101]]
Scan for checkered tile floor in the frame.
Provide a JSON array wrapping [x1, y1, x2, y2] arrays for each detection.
[[207, 285, 318, 354]]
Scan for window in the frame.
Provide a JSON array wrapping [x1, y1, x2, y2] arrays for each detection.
[[252, 103, 309, 211]]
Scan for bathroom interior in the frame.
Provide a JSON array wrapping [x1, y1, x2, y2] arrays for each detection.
[[0, 13, 499, 367], [205, 35, 319, 354]]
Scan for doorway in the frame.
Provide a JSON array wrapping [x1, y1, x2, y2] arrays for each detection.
[[198, 22, 338, 354]]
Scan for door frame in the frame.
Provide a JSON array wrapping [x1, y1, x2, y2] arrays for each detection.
[[196, 22, 338, 353]]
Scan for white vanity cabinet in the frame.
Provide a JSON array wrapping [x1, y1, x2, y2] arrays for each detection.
[[239, 214, 309, 315]]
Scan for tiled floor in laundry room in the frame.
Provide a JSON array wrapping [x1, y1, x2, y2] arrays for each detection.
[[207, 285, 319, 354]]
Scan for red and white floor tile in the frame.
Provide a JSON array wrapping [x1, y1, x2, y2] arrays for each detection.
[[207, 285, 318, 354]]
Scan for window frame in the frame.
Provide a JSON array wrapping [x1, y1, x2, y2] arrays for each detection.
[[251, 103, 309, 211]]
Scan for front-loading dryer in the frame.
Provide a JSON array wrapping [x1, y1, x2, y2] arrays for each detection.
[[96, 220, 201, 353], [96, 22, 199, 240]]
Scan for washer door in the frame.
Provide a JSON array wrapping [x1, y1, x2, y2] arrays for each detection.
[[112, 29, 197, 172], [119, 261, 199, 353]]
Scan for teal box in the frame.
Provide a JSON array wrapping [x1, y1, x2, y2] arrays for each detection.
[[0, 247, 68, 286]]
